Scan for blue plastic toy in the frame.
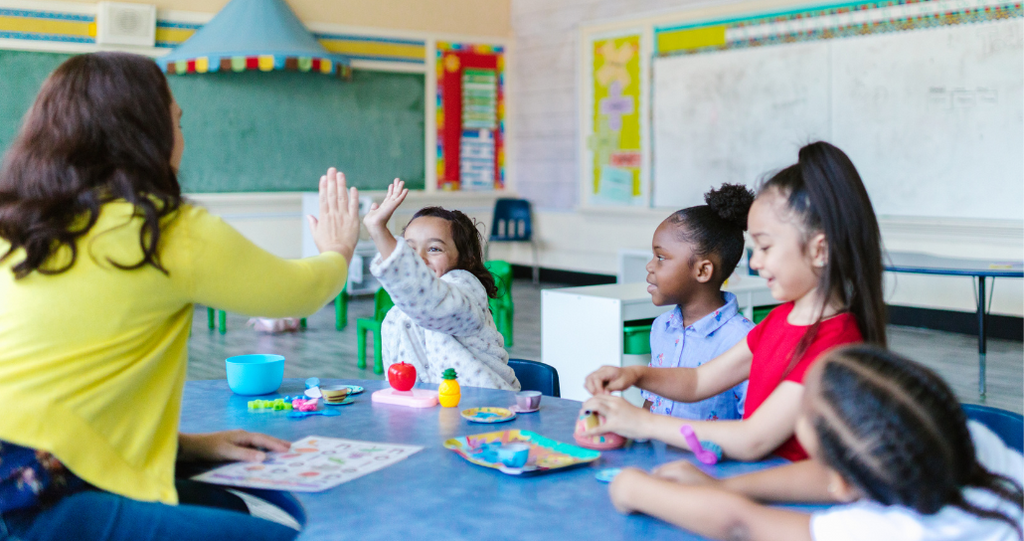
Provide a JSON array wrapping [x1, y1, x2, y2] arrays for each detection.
[[226, 354, 285, 396]]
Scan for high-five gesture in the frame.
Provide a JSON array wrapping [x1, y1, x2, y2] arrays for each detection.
[[363, 179, 408, 230], [363, 178, 408, 260], [307, 167, 361, 263]]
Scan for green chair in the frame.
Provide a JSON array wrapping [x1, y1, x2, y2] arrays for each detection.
[[204, 285, 349, 334], [335, 286, 349, 330], [356, 287, 394, 374], [485, 260, 514, 347], [206, 308, 308, 334]]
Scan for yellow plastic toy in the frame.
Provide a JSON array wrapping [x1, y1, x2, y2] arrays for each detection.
[[439, 368, 461, 408]]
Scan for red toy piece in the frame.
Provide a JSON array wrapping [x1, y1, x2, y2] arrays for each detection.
[[387, 361, 417, 392]]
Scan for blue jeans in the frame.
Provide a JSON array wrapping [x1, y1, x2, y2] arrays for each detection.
[[0, 480, 299, 541]]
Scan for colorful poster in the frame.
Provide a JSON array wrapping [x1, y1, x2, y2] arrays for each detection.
[[437, 43, 506, 191], [590, 34, 642, 205], [192, 436, 422, 492]]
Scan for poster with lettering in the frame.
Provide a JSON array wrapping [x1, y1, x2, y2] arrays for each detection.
[[436, 42, 506, 191], [193, 436, 423, 492], [590, 34, 643, 205]]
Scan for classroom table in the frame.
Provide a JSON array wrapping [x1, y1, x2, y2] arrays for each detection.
[[884, 252, 1024, 396], [541, 276, 774, 402], [181, 378, 822, 541]]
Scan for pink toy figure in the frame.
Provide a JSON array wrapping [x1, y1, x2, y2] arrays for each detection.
[[680, 425, 722, 465], [573, 410, 627, 450], [291, 398, 319, 412]]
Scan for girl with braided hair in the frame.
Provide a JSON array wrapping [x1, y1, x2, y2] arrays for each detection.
[[607, 345, 1023, 541]]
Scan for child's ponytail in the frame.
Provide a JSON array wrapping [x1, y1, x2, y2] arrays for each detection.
[[814, 346, 1023, 539], [760, 142, 887, 358]]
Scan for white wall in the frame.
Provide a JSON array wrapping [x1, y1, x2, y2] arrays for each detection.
[[187, 0, 1022, 319], [503, 0, 1023, 318]]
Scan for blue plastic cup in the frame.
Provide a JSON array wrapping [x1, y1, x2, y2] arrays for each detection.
[[225, 354, 285, 396]]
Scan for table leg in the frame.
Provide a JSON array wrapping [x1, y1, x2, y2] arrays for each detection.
[[977, 276, 987, 396]]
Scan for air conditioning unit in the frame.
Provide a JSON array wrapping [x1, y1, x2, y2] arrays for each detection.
[[96, 2, 156, 47]]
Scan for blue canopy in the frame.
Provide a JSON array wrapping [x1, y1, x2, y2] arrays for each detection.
[[160, 0, 350, 76]]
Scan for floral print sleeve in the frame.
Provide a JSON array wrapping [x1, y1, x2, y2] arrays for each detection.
[[0, 441, 85, 513]]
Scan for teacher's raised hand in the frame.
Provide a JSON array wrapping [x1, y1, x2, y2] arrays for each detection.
[[307, 167, 361, 264]]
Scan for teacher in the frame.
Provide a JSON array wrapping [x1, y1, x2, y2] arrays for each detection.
[[0, 52, 357, 540]]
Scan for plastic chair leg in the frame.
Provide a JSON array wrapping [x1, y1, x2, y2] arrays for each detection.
[[500, 307, 514, 347], [335, 292, 347, 330], [356, 322, 368, 370], [218, 310, 226, 334], [372, 328, 384, 375], [207, 307, 215, 329], [530, 240, 540, 284]]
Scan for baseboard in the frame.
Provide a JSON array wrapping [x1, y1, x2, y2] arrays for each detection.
[[510, 265, 616, 286], [887, 305, 1023, 342]]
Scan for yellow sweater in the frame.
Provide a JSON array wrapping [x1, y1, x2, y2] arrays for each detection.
[[0, 202, 347, 504]]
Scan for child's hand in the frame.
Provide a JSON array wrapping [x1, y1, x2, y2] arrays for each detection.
[[178, 430, 291, 463], [585, 365, 640, 395], [608, 467, 649, 514], [363, 179, 408, 232], [579, 394, 651, 439], [307, 168, 361, 263], [653, 460, 719, 487]]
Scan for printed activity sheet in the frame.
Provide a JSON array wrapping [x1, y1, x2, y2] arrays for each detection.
[[193, 436, 423, 492]]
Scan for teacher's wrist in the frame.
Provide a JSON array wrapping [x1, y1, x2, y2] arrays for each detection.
[[177, 433, 198, 462]]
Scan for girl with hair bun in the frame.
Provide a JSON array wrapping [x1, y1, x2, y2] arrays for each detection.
[[583, 141, 884, 463], [606, 345, 1023, 541], [634, 183, 757, 422]]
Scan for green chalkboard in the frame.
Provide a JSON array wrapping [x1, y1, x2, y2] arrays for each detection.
[[0, 50, 425, 192]]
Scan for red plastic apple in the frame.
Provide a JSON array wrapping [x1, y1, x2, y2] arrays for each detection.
[[387, 361, 417, 392]]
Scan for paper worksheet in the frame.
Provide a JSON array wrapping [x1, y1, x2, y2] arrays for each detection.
[[193, 436, 423, 492]]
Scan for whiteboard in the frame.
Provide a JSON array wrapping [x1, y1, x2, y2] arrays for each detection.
[[652, 19, 1024, 220], [653, 41, 831, 208], [832, 21, 1024, 220]]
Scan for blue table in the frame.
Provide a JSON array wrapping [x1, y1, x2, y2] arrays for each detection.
[[885, 252, 1024, 395], [181, 379, 817, 540]]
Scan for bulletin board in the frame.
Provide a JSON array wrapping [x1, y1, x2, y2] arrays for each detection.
[[435, 42, 506, 191], [587, 34, 646, 206]]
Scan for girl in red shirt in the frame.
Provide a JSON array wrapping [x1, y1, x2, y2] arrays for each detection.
[[583, 141, 886, 462]]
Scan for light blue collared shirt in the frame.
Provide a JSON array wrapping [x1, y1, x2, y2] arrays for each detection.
[[640, 291, 754, 421]]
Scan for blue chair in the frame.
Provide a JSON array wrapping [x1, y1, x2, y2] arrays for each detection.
[[487, 199, 539, 284], [508, 358, 560, 397], [962, 403, 1023, 453]]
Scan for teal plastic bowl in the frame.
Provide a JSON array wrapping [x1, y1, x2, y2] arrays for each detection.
[[225, 354, 285, 396]]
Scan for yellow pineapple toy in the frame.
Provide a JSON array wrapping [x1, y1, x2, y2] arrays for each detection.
[[438, 368, 461, 408]]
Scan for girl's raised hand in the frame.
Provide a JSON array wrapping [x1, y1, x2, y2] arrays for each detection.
[[307, 167, 361, 263], [363, 178, 408, 231], [579, 394, 651, 439], [653, 460, 719, 487]]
